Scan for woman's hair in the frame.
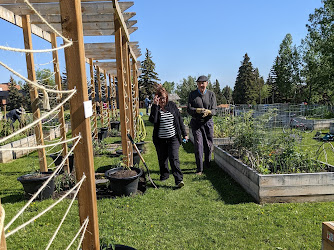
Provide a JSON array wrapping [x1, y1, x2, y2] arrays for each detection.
[[155, 86, 169, 102]]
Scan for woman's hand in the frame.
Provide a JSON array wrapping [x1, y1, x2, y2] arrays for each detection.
[[153, 95, 160, 105]]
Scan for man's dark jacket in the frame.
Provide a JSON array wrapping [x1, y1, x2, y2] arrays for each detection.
[[149, 101, 187, 144]]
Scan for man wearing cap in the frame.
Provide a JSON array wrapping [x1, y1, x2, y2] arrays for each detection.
[[187, 75, 217, 175], [6, 107, 24, 129]]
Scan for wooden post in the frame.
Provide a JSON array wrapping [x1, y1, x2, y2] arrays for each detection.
[[59, 1, 100, 249], [132, 60, 139, 116], [124, 44, 135, 142], [111, 75, 118, 122], [0, 199, 6, 250], [114, 16, 131, 166], [22, 15, 48, 172], [97, 67, 103, 127], [51, 33, 69, 173], [107, 73, 112, 131], [103, 70, 108, 130], [90, 59, 98, 140]]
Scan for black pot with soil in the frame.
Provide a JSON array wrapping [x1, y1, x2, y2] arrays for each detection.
[[110, 121, 120, 131], [105, 167, 142, 196], [17, 171, 55, 200], [49, 153, 74, 172], [98, 127, 109, 141]]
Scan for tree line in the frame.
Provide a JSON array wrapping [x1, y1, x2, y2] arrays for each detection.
[[138, 0, 334, 105]]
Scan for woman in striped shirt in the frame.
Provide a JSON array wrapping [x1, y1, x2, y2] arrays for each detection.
[[149, 86, 188, 188]]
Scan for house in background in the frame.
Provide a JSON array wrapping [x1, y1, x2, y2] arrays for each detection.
[[0, 82, 21, 109]]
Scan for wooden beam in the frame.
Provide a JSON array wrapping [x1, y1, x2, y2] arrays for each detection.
[[97, 66, 103, 126], [85, 42, 138, 50], [132, 59, 139, 115], [1, 2, 133, 15], [22, 15, 48, 172], [0, 5, 51, 41], [113, 0, 129, 42], [29, 12, 136, 24], [51, 32, 69, 173], [58, 0, 99, 249], [36, 20, 137, 33], [114, 13, 131, 167]]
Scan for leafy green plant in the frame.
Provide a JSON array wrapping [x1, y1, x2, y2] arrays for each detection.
[[135, 114, 146, 142], [55, 172, 76, 192], [230, 110, 327, 174]]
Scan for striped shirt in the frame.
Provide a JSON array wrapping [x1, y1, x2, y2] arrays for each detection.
[[158, 110, 176, 138]]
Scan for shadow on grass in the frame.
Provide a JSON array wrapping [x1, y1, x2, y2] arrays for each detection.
[[182, 142, 195, 154], [1, 190, 25, 204], [203, 162, 255, 204]]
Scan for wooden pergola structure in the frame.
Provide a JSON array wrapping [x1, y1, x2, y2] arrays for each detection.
[[0, 1, 141, 249]]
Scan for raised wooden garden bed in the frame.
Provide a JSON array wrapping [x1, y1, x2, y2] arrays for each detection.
[[0, 124, 69, 163], [214, 145, 334, 203], [292, 117, 334, 130]]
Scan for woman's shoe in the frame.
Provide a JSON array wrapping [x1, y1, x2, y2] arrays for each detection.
[[177, 181, 184, 188]]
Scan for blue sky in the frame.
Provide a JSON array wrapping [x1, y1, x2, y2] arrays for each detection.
[[0, 0, 323, 89]]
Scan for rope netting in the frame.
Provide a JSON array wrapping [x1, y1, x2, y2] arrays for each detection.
[[0, 0, 92, 248]]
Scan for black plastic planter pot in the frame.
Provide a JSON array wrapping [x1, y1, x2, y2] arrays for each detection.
[[135, 141, 146, 152], [17, 172, 55, 200], [105, 167, 142, 196], [110, 121, 120, 131], [98, 127, 109, 141], [49, 153, 74, 172]]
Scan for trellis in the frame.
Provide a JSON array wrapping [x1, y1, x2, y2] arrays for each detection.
[[0, 1, 141, 249]]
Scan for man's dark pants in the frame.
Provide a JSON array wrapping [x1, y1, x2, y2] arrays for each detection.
[[154, 135, 183, 184], [190, 118, 214, 173]]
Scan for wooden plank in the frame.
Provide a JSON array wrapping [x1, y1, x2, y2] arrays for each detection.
[[1, 2, 133, 15], [58, 0, 100, 249], [29, 12, 136, 24], [115, 14, 131, 167], [51, 32, 69, 173], [0, 5, 51, 41], [85, 42, 138, 50], [22, 15, 48, 172], [36, 20, 137, 32], [260, 184, 334, 197], [259, 172, 334, 187], [80, 26, 137, 37]]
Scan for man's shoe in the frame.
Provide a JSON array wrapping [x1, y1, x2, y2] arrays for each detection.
[[177, 181, 184, 188], [196, 171, 203, 176]]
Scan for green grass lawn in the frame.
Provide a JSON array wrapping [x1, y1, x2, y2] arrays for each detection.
[[1, 115, 334, 249]]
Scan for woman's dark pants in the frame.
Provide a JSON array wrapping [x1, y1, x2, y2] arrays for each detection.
[[190, 118, 214, 173], [154, 136, 183, 185]]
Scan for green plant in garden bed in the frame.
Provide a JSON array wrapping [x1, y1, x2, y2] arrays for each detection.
[[229, 110, 329, 174]]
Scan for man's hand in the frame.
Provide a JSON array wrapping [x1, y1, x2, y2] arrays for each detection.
[[202, 109, 212, 117], [196, 108, 205, 114]]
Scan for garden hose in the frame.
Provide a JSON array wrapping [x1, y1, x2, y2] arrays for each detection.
[[135, 114, 146, 142]]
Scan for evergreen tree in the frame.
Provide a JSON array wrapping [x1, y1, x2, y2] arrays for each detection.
[[272, 34, 301, 103], [175, 76, 197, 105], [233, 53, 257, 104], [21, 83, 32, 112], [138, 49, 160, 100], [302, 0, 334, 104], [222, 85, 233, 104], [254, 68, 265, 104], [162, 81, 175, 94], [7, 76, 23, 110], [213, 79, 223, 105]]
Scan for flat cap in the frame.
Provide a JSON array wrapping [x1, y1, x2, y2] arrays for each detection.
[[196, 75, 208, 82]]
